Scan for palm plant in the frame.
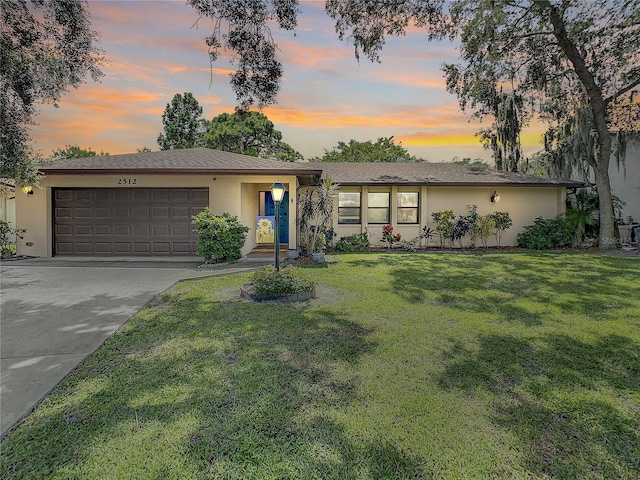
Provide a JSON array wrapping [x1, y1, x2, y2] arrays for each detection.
[[298, 176, 338, 255], [566, 188, 625, 247], [566, 188, 599, 247]]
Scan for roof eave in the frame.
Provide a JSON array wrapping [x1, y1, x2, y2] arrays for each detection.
[[334, 181, 585, 187], [42, 168, 324, 176]]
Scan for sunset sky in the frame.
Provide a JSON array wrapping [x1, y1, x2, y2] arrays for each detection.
[[31, 0, 546, 162]]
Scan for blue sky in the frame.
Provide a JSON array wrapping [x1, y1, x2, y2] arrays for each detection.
[[31, 0, 545, 161]]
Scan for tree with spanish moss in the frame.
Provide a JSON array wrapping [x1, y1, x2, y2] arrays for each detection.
[[186, 0, 639, 249]]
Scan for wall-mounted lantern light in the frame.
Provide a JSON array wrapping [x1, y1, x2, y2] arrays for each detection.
[[22, 186, 34, 196], [490, 190, 500, 203], [269, 180, 286, 271]]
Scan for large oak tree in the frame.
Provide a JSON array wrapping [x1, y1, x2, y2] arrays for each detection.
[[1, 0, 104, 186], [187, 0, 639, 249]]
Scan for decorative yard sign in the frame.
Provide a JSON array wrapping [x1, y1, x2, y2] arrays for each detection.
[[256, 216, 275, 244]]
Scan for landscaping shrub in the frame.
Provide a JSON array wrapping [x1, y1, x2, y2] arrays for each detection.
[[400, 237, 419, 251], [488, 211, 513, 247], [251, 266, 315, 297], [0, 220, 23, 258], [431, 210, 455, 248], [335, 231, 370, 252], [381, 224, 401, 249], [192, 209, 249, 263], [477, 215, 495, 248], [517, 216, 575, 249], [418, 225, 436, 248], [452, 215, 473, 247]]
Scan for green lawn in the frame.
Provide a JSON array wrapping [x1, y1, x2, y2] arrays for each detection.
[[2, 253, 639, 479]]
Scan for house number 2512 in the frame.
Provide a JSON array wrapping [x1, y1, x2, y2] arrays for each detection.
[[117, 178, 137, 185]]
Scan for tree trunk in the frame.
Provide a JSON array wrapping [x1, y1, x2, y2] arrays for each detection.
[[542, 0, 618, 249], [595, 138, 617, 249]]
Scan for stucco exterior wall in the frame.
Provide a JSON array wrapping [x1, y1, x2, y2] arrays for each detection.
[[15, 173, 300, 258], [610, 137, 640, 223], [332, 185, 567, 247]]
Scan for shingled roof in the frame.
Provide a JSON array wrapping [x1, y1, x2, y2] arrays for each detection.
[[41, 148, 322, 175], [318, 162, 583, 187], [41, 148, 582, 187]]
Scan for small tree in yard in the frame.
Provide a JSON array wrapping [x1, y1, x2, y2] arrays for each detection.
[[192, 209, 249, 263], [431, 210, 455, 249], [477, 215, 495, 249], [489, 212, 513, 247]]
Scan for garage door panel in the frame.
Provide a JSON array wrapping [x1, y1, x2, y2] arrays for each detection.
[[75, 190, 92, 201], [94, 208, 111, 218], [56, 225, 73, 235], [114, 225, 131, 235], [151, 207, 170, 218], [172, 207, 190, 218], [114, 243, 131, 253], [56, 190, 73, 201], [75, 208, 93, 218], [152, 224, 170, 236], [173, 224, 190, 235], [133, 224, 150, 235], [95, 243, 112, 253], [171, 189, 190, 201], [192, 190, 208, 202], [172, 242, 191, 253], [56, 242, 73, 253], [153, 242, 170, 253], [133, 207, 150, 218], [113, 190, 130, 202], [133, 243, 151, 253], [114, 207, 129, 218], [152, 189, 171, 201], [134, 190, 152, 202], [54, 188, 208, 256], [75, 243, 93, 253], [56, 208, 73, 218]]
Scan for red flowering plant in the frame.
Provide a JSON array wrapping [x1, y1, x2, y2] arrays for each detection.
[[381, 224, 401, 249]]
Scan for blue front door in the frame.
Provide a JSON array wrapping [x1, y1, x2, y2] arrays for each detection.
[[264, 191, 289, 243]]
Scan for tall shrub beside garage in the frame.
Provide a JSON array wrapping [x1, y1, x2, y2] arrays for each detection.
[[192, 209, 249, 263]]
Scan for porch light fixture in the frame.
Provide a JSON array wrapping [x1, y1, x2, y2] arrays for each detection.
[[269, 181, 286, 271], [490, 190, 500, 203], [22, 186, 34, 196]]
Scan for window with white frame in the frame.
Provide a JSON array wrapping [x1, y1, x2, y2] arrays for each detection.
[[338, 192, 361, 224], [367, 192, 390, 224], [397, 192, 419, 224]]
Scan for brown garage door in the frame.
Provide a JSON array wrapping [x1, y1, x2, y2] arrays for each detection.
[[53, 188, 208, 256]]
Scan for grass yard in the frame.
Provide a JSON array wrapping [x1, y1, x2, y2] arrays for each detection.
[[1, 252, 639, 479]]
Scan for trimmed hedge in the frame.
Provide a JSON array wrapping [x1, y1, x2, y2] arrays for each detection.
[[517, 216, 574, 249]]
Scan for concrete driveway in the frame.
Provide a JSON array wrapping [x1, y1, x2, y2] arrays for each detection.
[[0, 258, 264, 437]]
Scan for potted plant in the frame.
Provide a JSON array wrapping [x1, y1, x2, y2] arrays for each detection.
[[312, 234, 326, 263], [286, 248, 300, 260]]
